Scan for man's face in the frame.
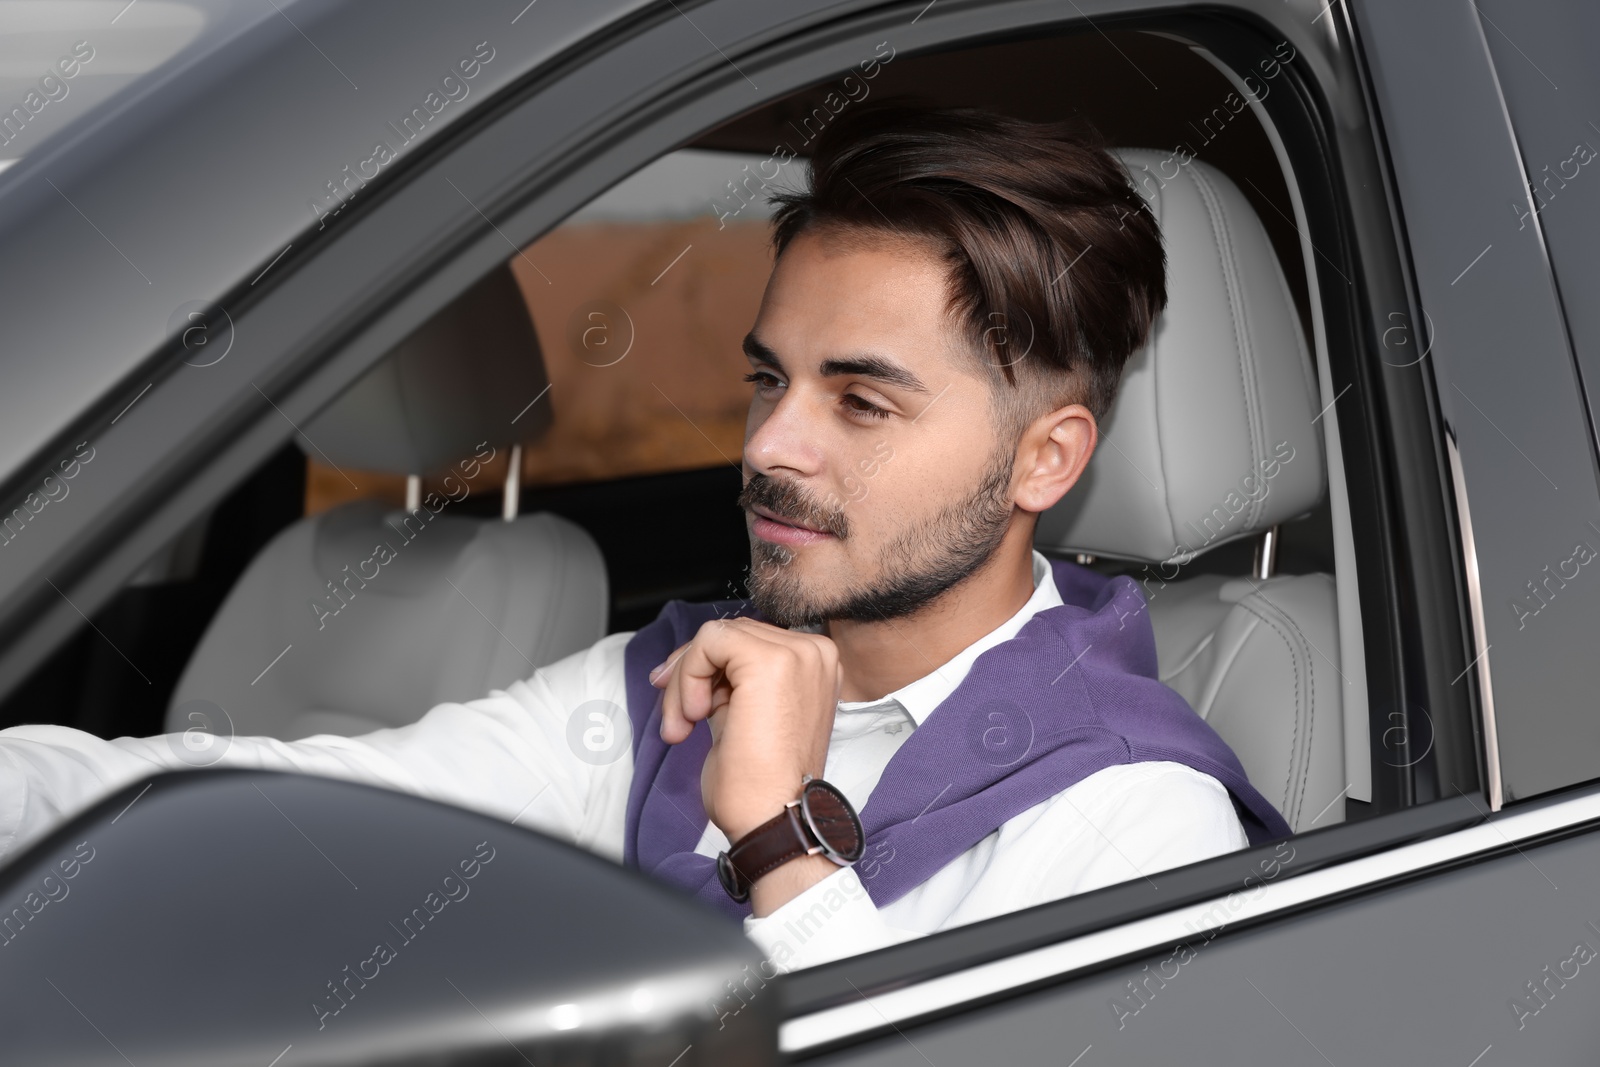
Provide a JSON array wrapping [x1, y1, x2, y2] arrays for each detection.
[[737, 228, 1020, 628]]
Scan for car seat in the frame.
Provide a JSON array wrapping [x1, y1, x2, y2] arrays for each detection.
[[1036, 150, 1345, 831], [165, 265, 607, 740]]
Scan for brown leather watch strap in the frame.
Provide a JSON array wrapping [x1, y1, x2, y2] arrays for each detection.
[[719, 802, 814, 903], [717, 778, 864, 903]]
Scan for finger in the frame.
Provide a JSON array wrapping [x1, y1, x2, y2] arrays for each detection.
[[649, 640, 693, 687], [659, 642, 698, 745], [671, 620, 737, 729], [674, 619, 788, 725], [659, 619, 793, 744], [657, 636, 709, 744], [698, 670, 740, 753], [704, 675, 734, 742], [659, 626, 736, 743]]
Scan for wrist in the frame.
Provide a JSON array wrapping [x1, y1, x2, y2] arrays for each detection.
[[749, 853, 839, 917], [715, 776, 863, 907], [719, 798, 793, 843], [717, 775, 819, 841]]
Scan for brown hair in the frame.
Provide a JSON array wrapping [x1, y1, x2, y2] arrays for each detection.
[[767, 98, 1167, 436]]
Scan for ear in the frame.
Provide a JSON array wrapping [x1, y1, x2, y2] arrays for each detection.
[[1012, 403, 1097, 514]]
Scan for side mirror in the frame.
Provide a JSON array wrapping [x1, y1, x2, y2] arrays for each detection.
[[0, 770, 778, 1065]]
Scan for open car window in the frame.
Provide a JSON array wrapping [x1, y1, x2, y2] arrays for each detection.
[[0, 3, 1480, 1009], [304, 147, 787, 514]]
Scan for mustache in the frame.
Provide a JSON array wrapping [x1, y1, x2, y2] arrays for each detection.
[[737, 474, 850, 539]]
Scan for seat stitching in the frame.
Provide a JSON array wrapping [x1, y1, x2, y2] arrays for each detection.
[[1252, 589, 1321, 824], [1196, 612, 1259, 717], [1112, 151, 1179, 555], [1233, 600, 1302, 823], [1189, 168, 1265, 531], [1231, 597, 1307, 825], [1153, 259, 1180, 553], [1271, 224, 1322, 433], [1158, 628, 1216, 684], [1212, 172, 1267, 532], [1142, 166, 1180, 553]]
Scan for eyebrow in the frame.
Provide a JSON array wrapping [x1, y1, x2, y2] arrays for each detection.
[[742, 332, 783, 369], [742, 332, 931, 394]]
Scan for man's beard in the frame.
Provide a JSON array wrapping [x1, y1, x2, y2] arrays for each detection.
[[736, 446, 1015, 629]]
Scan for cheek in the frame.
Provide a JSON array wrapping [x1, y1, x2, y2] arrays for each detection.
[[845, 451, 930, 526], [885, 434, 1005, 520]]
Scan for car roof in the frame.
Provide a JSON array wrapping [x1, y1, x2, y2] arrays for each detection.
[[0, 0, 648, 495]]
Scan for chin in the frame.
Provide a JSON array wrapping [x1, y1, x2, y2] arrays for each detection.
[[745, 541, 850, 628]]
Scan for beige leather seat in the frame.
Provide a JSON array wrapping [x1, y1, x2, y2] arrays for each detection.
[[1037, 150, 1346, 831], [166, 266, 607, 741]]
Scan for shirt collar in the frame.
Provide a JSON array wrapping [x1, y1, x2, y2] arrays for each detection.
[[834, 549, 1063, 726]]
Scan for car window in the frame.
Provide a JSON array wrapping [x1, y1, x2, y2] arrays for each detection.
[[305, 148, 792, 514], [0, 8, 1472, 990]]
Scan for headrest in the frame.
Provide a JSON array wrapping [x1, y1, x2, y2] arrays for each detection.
[[1035, 149, 1326, 565], [302, 264, 553, 477]]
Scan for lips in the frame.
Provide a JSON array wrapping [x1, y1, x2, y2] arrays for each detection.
[[751, 504, 825, 534], [738, 472, 849, 547], [749, 504, 836, 546]]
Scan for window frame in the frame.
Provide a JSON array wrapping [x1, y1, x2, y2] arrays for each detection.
[[1350, 1, 1600, 809]]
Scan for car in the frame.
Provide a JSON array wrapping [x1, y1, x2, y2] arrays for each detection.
[[0, 0, 1597, 1063]]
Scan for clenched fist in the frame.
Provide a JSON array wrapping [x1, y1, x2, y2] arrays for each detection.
[[649, 617, 842, 843]]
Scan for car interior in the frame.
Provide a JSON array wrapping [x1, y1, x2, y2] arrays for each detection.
[[0, 26, 1371, 865]]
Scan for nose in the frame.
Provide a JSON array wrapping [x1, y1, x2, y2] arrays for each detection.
[[744, 387, 826, 481]]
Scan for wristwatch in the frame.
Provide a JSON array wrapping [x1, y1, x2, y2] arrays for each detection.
[[716, 775, 865, 903]]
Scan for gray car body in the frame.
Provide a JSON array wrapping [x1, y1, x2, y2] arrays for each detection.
[[0, 0, 1597, 1062]]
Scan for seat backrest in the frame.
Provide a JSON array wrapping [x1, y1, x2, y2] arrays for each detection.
[[167, 502, 605, 739], [167, 264, 609, 740], [1037, 150, 1346, 831]]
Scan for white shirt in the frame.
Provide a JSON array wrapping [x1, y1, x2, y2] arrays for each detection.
[[0, 550, 1246, 971]]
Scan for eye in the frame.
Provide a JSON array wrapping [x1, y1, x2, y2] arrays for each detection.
[[841, 393, 889, 420], [742, 370, 784, 391]]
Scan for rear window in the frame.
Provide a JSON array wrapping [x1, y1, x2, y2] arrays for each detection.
[[306, 148, 795, 513]]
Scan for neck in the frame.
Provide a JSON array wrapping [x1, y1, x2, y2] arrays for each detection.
[[823, 526, 1039, 703]]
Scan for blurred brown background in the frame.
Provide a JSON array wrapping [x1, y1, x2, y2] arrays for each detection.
[[306, 214, 774, 514]]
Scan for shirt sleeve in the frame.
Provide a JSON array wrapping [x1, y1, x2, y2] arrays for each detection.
[[744, 762, 1251, 971], [0, 632, 636, 864], [946, 761, 1251, 929], [742, 865, 921, 973]]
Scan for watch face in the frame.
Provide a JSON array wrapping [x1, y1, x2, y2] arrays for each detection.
[[801, 779, 864, 863]]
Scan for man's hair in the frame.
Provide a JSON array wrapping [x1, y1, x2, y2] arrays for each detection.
[[767, 99, 1167, 440]]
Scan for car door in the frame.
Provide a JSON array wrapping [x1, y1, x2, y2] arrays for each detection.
[[1, 0, 1596, 1064], [780, 2, 1600, 1065]]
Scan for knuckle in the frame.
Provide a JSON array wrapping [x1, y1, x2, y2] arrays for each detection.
[[808, 635, 838, 666]]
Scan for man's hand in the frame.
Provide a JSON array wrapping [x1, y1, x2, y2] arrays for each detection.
[[649, 616, 841, 846]]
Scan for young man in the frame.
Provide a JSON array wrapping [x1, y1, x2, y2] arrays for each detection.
[[0, 101, 1287, 971]]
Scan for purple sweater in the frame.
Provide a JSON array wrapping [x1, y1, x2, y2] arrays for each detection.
[[622, 557, 1291, 920]]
